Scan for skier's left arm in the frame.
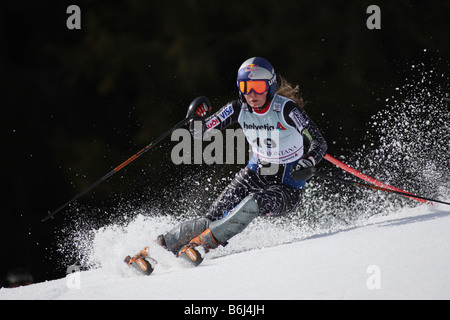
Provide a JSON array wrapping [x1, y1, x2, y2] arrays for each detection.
[[284, 102, 328, 179]]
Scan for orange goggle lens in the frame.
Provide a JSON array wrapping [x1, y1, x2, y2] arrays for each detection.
[[239, 80, 268, 95]]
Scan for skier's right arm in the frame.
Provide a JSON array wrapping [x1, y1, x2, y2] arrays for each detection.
[[189, 100, 242, 139]]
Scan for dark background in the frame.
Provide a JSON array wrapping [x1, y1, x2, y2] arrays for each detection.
[[2, 0, 449, 285]]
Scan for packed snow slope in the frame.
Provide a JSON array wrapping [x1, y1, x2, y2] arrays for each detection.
[[1, 202, 449, 300]]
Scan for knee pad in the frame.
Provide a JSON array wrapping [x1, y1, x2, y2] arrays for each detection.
[[209, 195, 259, 244]]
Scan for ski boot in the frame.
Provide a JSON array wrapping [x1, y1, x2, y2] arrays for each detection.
[[124, 246, 157, 276], [177, 229, 220, 267]]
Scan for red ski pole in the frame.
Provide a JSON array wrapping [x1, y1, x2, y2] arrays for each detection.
[[324, 153, 428, 204]]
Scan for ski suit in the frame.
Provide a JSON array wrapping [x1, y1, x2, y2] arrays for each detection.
[[162, 94, 327, 253]]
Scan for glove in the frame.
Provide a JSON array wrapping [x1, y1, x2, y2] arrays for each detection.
[[186, 96, 212, 120], [194, 103, 211, 118], [291, 155, 316, 180]]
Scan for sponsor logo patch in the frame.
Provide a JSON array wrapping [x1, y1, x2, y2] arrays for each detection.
[[276, 122, 287, 130], [205, 116, 220, 131], [218, 104, 234, 121], [244, 64, 258, 72]]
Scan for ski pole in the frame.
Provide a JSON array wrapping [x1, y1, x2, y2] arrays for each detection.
[[42, 96, 210, 222], [324, 153, 427, 203], [42, 116, 190, 222], [313, 171, 450, 206]]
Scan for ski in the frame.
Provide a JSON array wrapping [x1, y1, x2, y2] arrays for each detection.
[[124, 246, 158, 276]]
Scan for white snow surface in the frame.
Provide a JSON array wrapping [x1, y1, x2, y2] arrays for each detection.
[[2, 201, 450, 300]]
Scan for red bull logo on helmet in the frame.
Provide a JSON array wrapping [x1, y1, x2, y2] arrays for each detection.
[[244, 64, 258, 72]]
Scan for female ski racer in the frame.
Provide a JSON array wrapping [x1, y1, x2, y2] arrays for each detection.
[[126, 57, 328, 272]]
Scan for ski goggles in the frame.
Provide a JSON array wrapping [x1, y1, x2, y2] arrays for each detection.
[[238, 80, 269, 95]]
